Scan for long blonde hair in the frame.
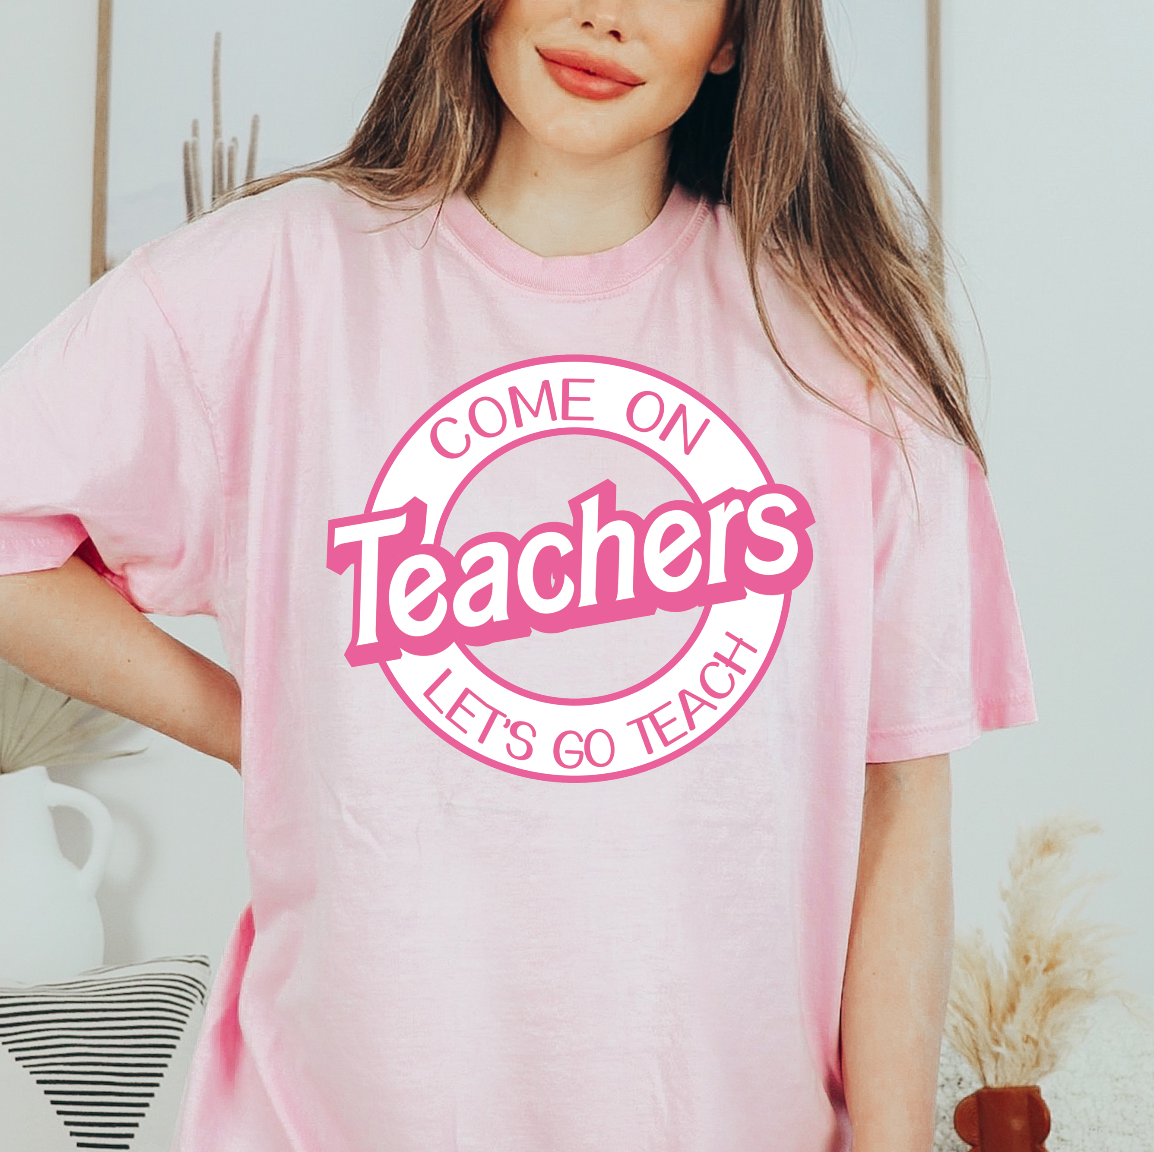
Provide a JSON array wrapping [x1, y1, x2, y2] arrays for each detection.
[[232, 0, 983, 468]]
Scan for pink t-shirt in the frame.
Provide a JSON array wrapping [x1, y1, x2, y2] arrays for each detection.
[[0, 178, 1035, 1151]]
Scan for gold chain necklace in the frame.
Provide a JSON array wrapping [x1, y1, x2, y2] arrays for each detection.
[[468, 191, 505, 236]]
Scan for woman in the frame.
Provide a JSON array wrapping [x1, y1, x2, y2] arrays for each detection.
[[0, 0, 1034, 1148]]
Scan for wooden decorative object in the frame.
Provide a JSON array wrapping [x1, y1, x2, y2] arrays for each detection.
[[925, 0, 944, 290], [91, 0, 113, 283], [954, 1086, 1051, 1152]]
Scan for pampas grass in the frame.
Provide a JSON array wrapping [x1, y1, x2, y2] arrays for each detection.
[[0, 660, 145, 773], [946, 813, 1148, 1087]]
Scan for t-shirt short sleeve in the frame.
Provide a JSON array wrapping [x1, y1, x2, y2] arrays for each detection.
[[0, 252, 224, 616], [865, 405, 1036, 763]]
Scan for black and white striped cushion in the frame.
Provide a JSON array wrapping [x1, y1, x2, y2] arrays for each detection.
[[0, 956, 209, 1152]]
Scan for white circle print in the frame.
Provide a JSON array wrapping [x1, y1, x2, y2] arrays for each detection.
[[332, 356, 814, 782]]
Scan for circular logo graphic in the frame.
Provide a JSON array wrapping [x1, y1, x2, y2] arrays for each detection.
[[327, 356, 814, 781]]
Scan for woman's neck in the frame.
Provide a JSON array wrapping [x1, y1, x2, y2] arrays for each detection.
[[470, 114, 672, 257]]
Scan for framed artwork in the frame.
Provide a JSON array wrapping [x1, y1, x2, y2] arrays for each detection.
[[90, 0, 942, 283]]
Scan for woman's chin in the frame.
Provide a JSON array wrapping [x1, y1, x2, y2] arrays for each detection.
[[521, 114, 664, 164]]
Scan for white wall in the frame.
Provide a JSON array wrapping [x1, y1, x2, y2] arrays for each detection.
[[2, 1, 1150, 1000], [943, 0, 1154, 1001], [830, 0, 1153, 1004], [0, 1, 250, 974], [826, 0, 927, 195], [0, 1, 99, 364]]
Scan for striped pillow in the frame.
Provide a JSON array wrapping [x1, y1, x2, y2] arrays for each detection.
[[0, 956, 209, 1152]]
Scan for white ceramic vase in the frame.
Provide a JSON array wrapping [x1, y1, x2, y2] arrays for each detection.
[[0, 765, 114, 984]]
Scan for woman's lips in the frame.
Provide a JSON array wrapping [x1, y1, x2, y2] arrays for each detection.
[[536, 48, 643, 101]]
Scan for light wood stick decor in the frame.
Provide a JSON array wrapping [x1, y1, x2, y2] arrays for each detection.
[[182, 32, 260, 223], [926, 0, 944, 289], [90, 0, 113, 284]]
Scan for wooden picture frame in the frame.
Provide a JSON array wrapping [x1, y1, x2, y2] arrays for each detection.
[[927, 0, 944, 284], [91, 0, 112, 284]]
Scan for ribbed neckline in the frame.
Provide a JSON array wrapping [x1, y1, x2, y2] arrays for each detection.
[[439, 183, 707, 296]]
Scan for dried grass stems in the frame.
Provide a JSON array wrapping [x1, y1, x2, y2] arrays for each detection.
[[182, 31, 260, 223], [0, 660, 144, 774], [946, 813, 1151, 1087]]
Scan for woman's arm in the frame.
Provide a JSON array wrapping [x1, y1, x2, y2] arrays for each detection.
[[0, 554, 241, 772], [841, 753, 953, 1152]]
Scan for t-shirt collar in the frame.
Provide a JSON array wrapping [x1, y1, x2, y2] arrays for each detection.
[[439, 182, 707, 296]]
